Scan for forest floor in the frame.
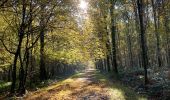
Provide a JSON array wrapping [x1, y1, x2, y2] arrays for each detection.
[[23, 69, 146, 100]]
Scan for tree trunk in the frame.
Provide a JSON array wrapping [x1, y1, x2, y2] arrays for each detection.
[[106, 44, 111, 72], [8, 65, 12, 81], [162, 0, 170, 67], [11, 36, 23, 94], [39, 28, 47, 80], [110, 0, 118, 74], [126, 22, 133, 68], [18, 52, 25, 94], [39, 3, 47, 81], [151, 0, 162, 68], [137, 0, 149, 85]]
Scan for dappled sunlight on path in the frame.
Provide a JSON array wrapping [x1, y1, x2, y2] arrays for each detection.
[[25, 69, 146, 100]]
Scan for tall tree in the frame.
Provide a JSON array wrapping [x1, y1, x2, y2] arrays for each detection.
[[39, 0, 57, 81], [151, 0, 162, 67], [137, 0, 149, 85], [162, 0, 170, 67], [11, 0, 27, 93], [110, 0, 118, 73], [39, 3, 47, 81]]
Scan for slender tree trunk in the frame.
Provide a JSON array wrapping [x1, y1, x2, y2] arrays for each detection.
[[104, 58, 107, 71], [11, 36, 23, 94], [126, 22, 133, 68], [39, 4, 47, 81], [164, 18, 170, 67], [18, 52, 25, 94], [8, 65, 12, 81], [162, 0, 170, 67], [18, 36, 30, 95], [110, 0, 118, 74], [111, 24, 118, 73], [117, 29, 122, 68], [40, 28, 47, 80], [151, 0, 162, 68], [106, 43, 111, 72], [133, 0, 142, 68], [11, 0, 27, 93], [137, 0, 149, 85], [29, 0, 34, 86]]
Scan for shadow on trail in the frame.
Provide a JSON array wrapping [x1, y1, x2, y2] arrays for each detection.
[[24, 69, 146, 100], [71, 69, 144, 100], [70, 69, 109, 100]]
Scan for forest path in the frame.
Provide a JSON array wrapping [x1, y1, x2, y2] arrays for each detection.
[[25, 69, 146, 100]]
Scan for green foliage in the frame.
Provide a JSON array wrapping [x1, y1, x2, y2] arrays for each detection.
[[0, 81, 11, 93]]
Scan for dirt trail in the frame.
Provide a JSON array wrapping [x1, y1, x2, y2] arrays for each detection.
[[24, 69, 147, 100], [25, 69, 111, 100]]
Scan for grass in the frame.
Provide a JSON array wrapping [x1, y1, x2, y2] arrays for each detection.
[[0, 72, 79, 99], [23, 74, 80, 100], [94, 71, 147, 100], [26, 72, 80, 93], [0, 81, 11, 93]]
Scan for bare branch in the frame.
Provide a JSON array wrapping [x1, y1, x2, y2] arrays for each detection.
[[0, 38, 15, 54]]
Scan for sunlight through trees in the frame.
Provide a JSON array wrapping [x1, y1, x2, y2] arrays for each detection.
[[0, 0, 169, 99]]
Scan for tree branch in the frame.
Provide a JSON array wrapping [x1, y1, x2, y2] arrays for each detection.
[[0, 38, 15, 54]]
